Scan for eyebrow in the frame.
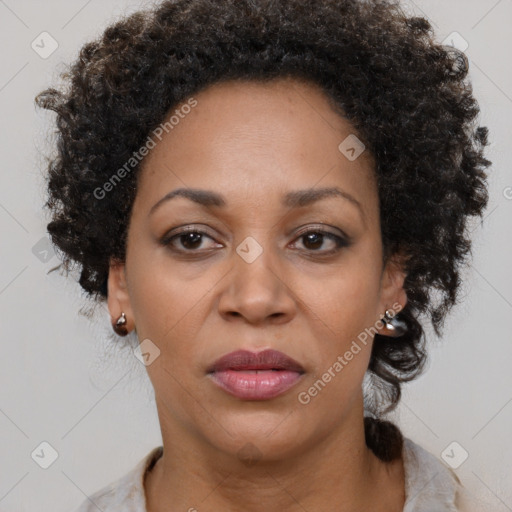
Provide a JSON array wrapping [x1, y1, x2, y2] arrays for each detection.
[[149, 186, 365, 221]]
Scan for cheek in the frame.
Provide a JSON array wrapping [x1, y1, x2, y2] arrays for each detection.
[[126, 246, 225, 341], [293, 253, 381, 398], [299, 254, 382, 339], [295, 265, 379, 415]]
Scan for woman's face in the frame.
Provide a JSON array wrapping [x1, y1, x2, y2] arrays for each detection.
[[108, 77, 407, 461]]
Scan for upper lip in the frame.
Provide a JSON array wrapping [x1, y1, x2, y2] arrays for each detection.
[[207, 349, 305, 373]]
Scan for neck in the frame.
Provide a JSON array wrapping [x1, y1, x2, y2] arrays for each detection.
[[145, 399, 405, 512]]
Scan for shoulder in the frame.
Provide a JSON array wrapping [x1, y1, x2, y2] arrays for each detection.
[[71, 446, 163, 512], [401, 437, 489, 512]]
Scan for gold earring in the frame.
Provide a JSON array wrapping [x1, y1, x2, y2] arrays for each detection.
[[113, 312, 128, 336]]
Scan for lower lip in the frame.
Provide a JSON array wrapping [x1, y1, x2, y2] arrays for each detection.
[[208, 369, 304, 400]]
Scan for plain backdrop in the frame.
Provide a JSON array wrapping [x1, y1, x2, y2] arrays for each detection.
[[0, 0, 511, 510]]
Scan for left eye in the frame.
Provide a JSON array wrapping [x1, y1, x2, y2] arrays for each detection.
[[291, 230, 347, 253]]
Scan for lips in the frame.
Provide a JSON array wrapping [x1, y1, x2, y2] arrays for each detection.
[[207, 349, 305, 400], [207, 349, 305, 373]]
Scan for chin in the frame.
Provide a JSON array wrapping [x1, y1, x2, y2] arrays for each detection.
[[200, 410, 311, 462]]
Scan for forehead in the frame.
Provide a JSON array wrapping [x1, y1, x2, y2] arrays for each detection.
[[134, 77, 378, 218]]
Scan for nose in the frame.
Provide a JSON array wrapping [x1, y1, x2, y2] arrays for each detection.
[[217, 238, 296, 325]]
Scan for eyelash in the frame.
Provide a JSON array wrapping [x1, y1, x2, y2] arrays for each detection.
[[160, 225, 350, 257]]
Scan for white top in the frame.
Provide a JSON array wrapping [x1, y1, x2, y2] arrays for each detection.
[[72, 437, 487, 511]]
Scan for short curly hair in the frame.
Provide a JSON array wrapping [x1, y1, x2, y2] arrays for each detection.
[[35, 0, 491, 462]]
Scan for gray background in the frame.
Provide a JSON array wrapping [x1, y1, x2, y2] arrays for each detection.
[[0, 0, 511, 510]]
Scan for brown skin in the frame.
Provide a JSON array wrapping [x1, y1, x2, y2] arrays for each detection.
[[107, 77, 408, 511]]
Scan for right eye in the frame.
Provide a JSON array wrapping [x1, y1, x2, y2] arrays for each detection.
[[160, 226, 222, 253]]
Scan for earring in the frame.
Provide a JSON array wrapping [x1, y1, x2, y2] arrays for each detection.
[[381, 309, 407, 337], [113, 312, 128, 336]]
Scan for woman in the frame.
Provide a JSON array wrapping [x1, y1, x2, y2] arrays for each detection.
[[35, 0, 492, 510]]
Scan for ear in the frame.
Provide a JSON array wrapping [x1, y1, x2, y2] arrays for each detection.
[[107, 257, 136, 334], [376, 250, 409, 331]]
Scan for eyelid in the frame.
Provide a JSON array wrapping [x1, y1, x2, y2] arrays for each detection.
[[293, 223, 350, 241], [160, 224, 220, 244]]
